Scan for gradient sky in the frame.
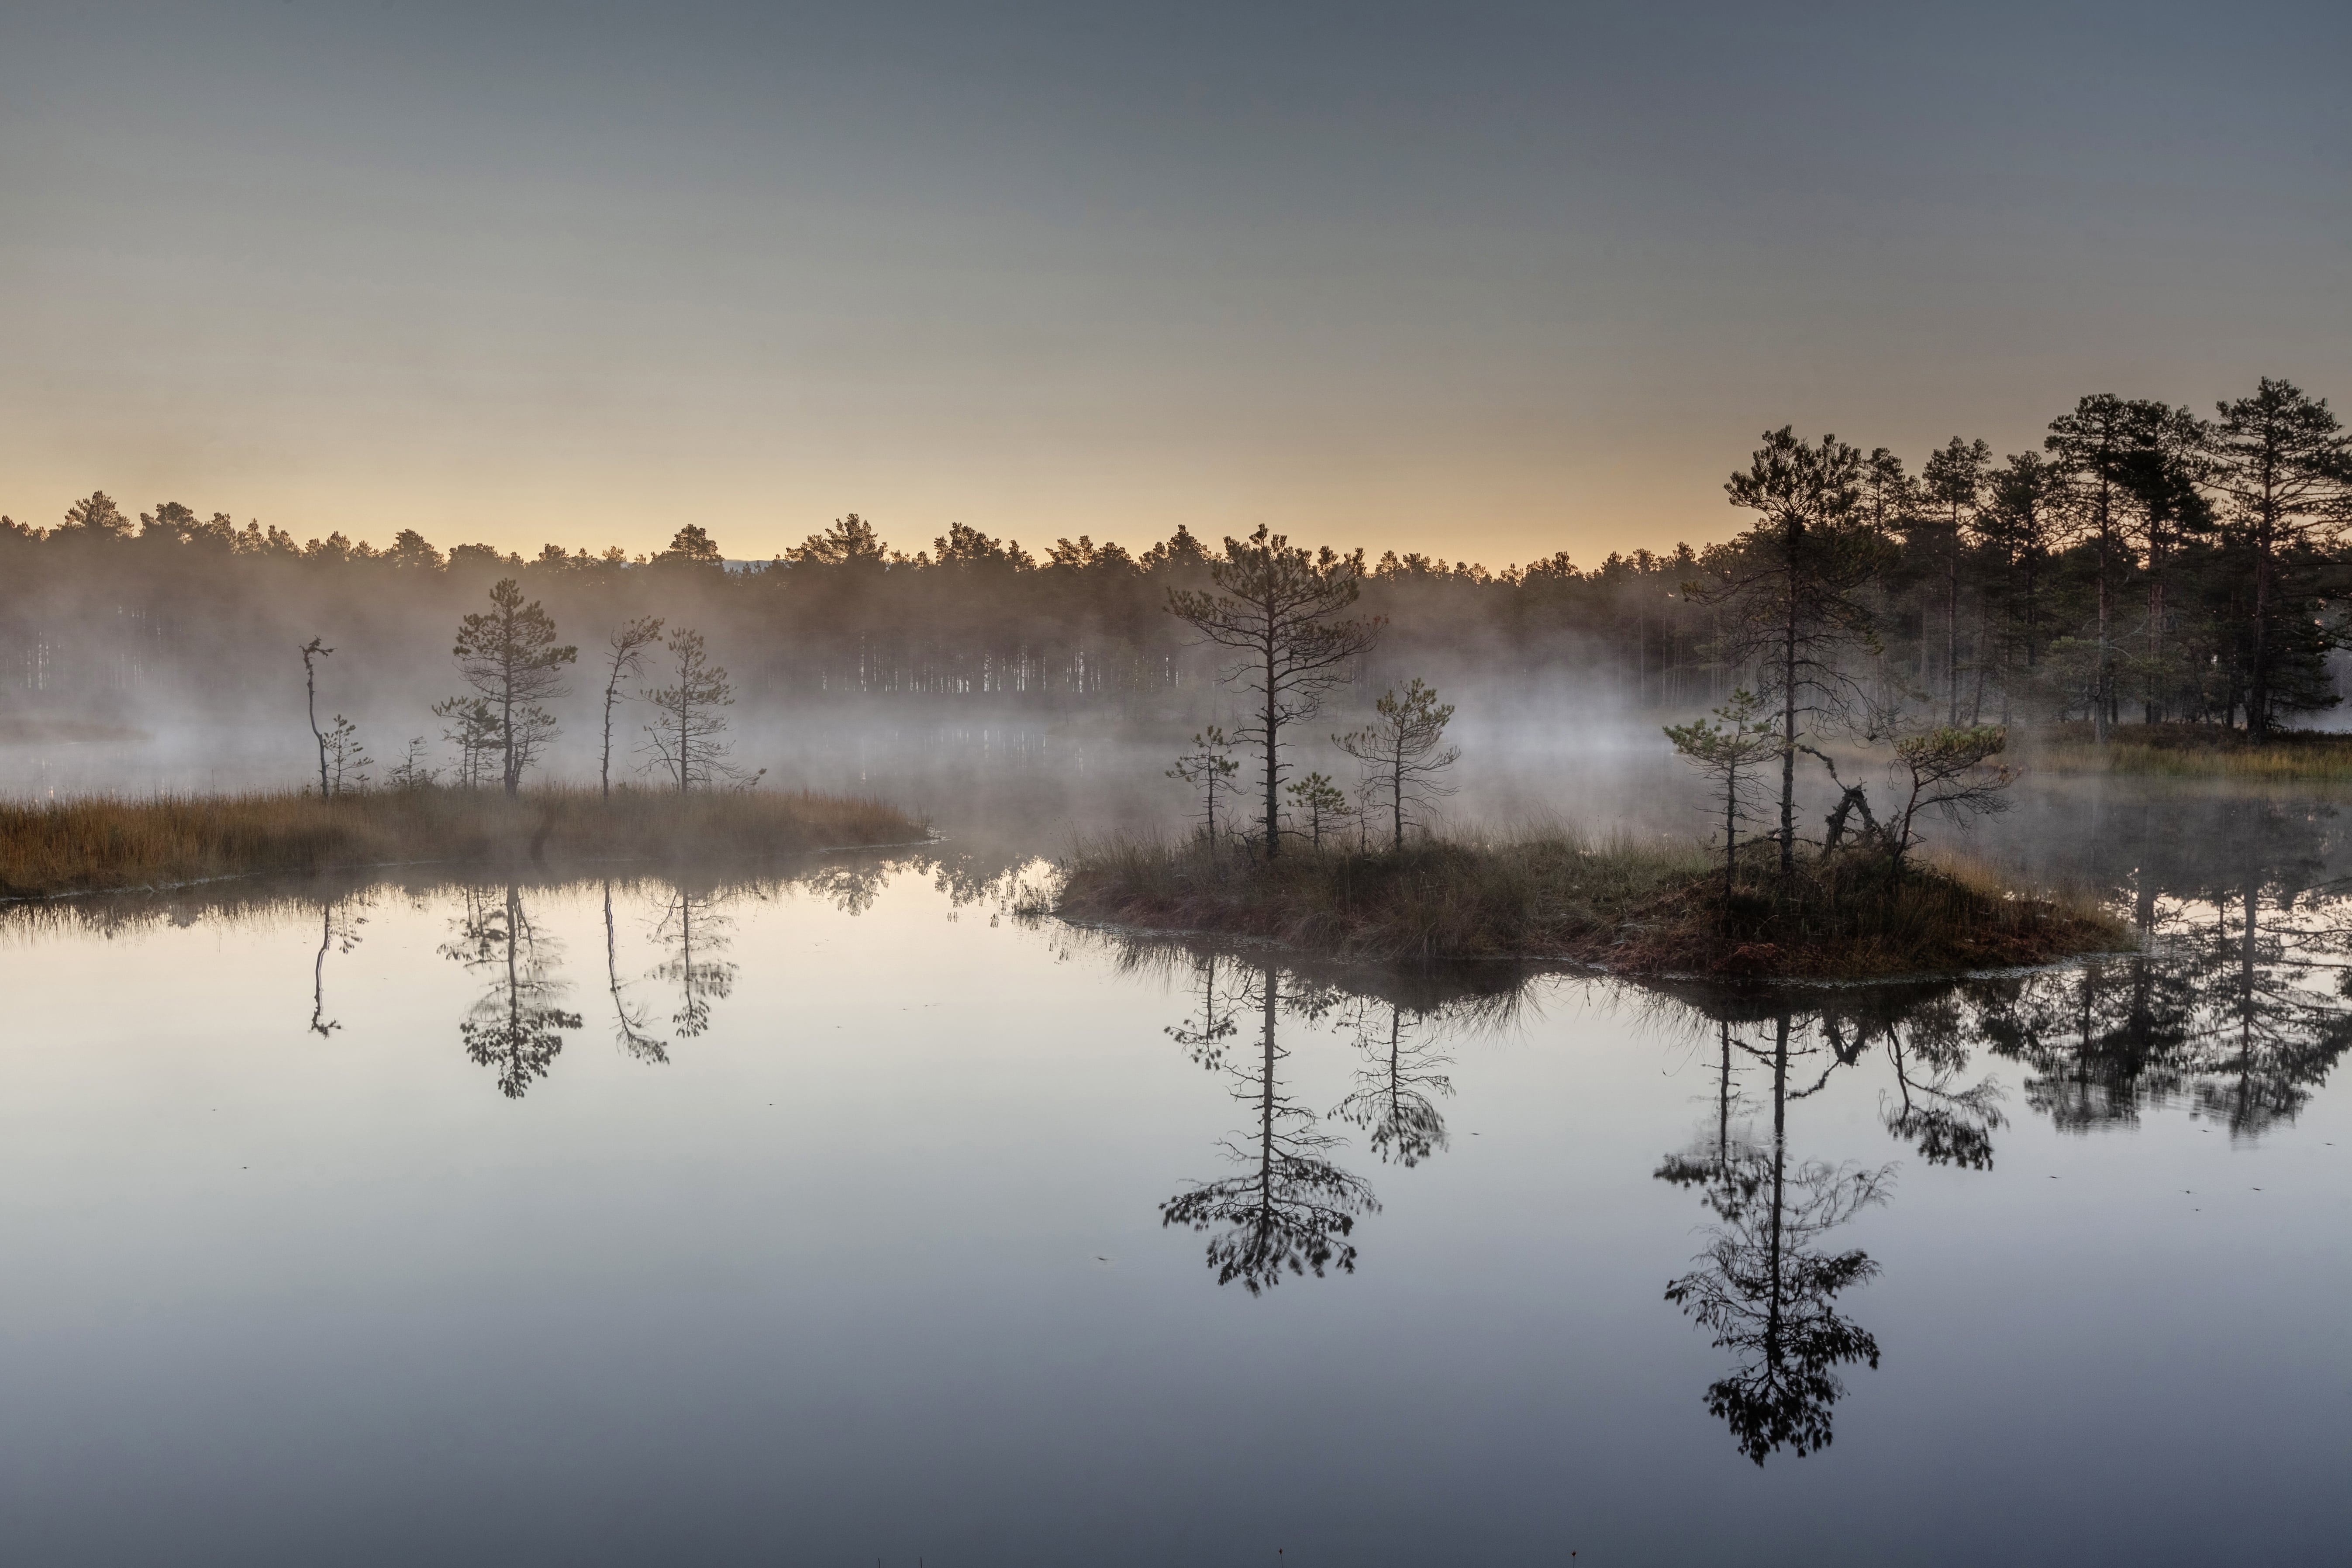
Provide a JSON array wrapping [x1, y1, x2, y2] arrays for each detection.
[[3, 1, 2346, 565]]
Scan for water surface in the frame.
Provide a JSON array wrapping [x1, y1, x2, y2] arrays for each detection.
[[0, 825, 2346, 1565]]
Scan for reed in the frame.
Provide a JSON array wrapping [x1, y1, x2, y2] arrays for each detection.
[[2025, 722, 2352, 785], [1055, 828, 2127, 980], [0, 784, 926, 900]]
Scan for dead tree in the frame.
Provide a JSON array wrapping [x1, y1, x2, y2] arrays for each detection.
[[300, 637, 334, 797], [599, 615, 665, 799], [1796, 744, 1884, 855]]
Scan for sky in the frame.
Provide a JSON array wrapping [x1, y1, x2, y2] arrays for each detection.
[[2, 1, 2346, 566]]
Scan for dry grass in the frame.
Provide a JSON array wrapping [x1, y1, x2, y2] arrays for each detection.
[[0, 784, 926, 901], [1056, 829, 2128, 981], [2026, 721, 2352, 785]]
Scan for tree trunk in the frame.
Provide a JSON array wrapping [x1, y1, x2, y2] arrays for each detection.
[[305, 653, 329, 799], [1778, 519, 1800, 879], [1262, 628, 1280, 859], [500, 676, 518, 798], [1945, 526, 1959, 725], [1766, 1013, 1789, 1354], [1391, 755, 1404, 851], [2249, 492, 2274, 738], [2093, 518, 2111, 743], [601, 684, 617, 800], [1723, 763, 1737, 903]]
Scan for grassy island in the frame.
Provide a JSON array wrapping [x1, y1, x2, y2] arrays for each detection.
[[1056, 832, 2128, 981], [0, 785, 925, 901]]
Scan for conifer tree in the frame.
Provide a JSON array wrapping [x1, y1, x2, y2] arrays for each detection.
[[2205, 379, 2352, 736], [641, 628, 741, 793], [452, 578, 577, 796], [1334, 678, 1459, 851], [1697, 429, 1884, 879], [1920, 438, 1991, 724], [1665, 688, 1779, 900], [1168, 527, 1382, 857]]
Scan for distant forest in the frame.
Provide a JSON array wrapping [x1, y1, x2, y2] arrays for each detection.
[[4, 378, 2346, 737]]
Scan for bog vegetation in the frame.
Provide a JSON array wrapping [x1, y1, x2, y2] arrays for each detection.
[[0, 786, 923, 902]]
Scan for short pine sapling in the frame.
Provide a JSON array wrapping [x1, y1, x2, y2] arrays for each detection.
[[1283, 771, 1351, 849], [1167, 727, 1241, 844], [1664, 687, 1779, 901]]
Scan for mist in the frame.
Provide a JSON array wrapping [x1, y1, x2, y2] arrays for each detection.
[[7, 369, 2346, 870]]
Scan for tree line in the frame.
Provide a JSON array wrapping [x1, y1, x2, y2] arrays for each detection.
[[4, 376, 2344, 750]]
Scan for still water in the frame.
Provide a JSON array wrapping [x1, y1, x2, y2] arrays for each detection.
[[0, 821, 2347, 1565]]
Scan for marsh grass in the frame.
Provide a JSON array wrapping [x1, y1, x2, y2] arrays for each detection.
[[0, 784, 925, 901], [2027, 721, 2352, 785], [1056, 828, 2128, 980]]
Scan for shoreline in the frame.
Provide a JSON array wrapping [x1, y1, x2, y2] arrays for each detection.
[[0, 785, 929, 902]]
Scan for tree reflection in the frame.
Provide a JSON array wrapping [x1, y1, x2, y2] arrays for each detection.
[[1874, 996, 2005, 1169], [604, 879, 666, 1063], [1658, 1011, 1892, 1465], [307, 893, 367, 1038], [441, 884, 581, 1098], [648, 886, 736, 1039], [1974, 851, 2352, 1138], [1160, 958, 1379, 1294], [1330, 999, 1452, 1167]]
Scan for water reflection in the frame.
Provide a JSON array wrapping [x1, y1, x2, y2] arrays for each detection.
[[649, 887, 737, 1041], [441, 884, 582, 1099], [1330, 998, 1452, 1168], [1874, 996, 2006, 1169], [1971, 880, 2352, 1139], [1656, 1009, 1894, 1464], [3, 829, 2349, 1529], [1158, 958, 1379, 1295], [308, 893, 368, 1039], [602, 879, 667, 1064]]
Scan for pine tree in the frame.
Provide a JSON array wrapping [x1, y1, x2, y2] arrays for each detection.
[[1167, 527, 1382, 858], [452, 578, 577, 796], [1334, 678, 1459, 851], [1695, 429, 1885, 879], [2206, 378, 2352, 736], [1664, 688, 1780, 900], [640, 628, 742, 793]]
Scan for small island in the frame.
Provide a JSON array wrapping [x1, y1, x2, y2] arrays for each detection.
[[1059, 461, 2134, 983], [1057, 831, 2124, 981]]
